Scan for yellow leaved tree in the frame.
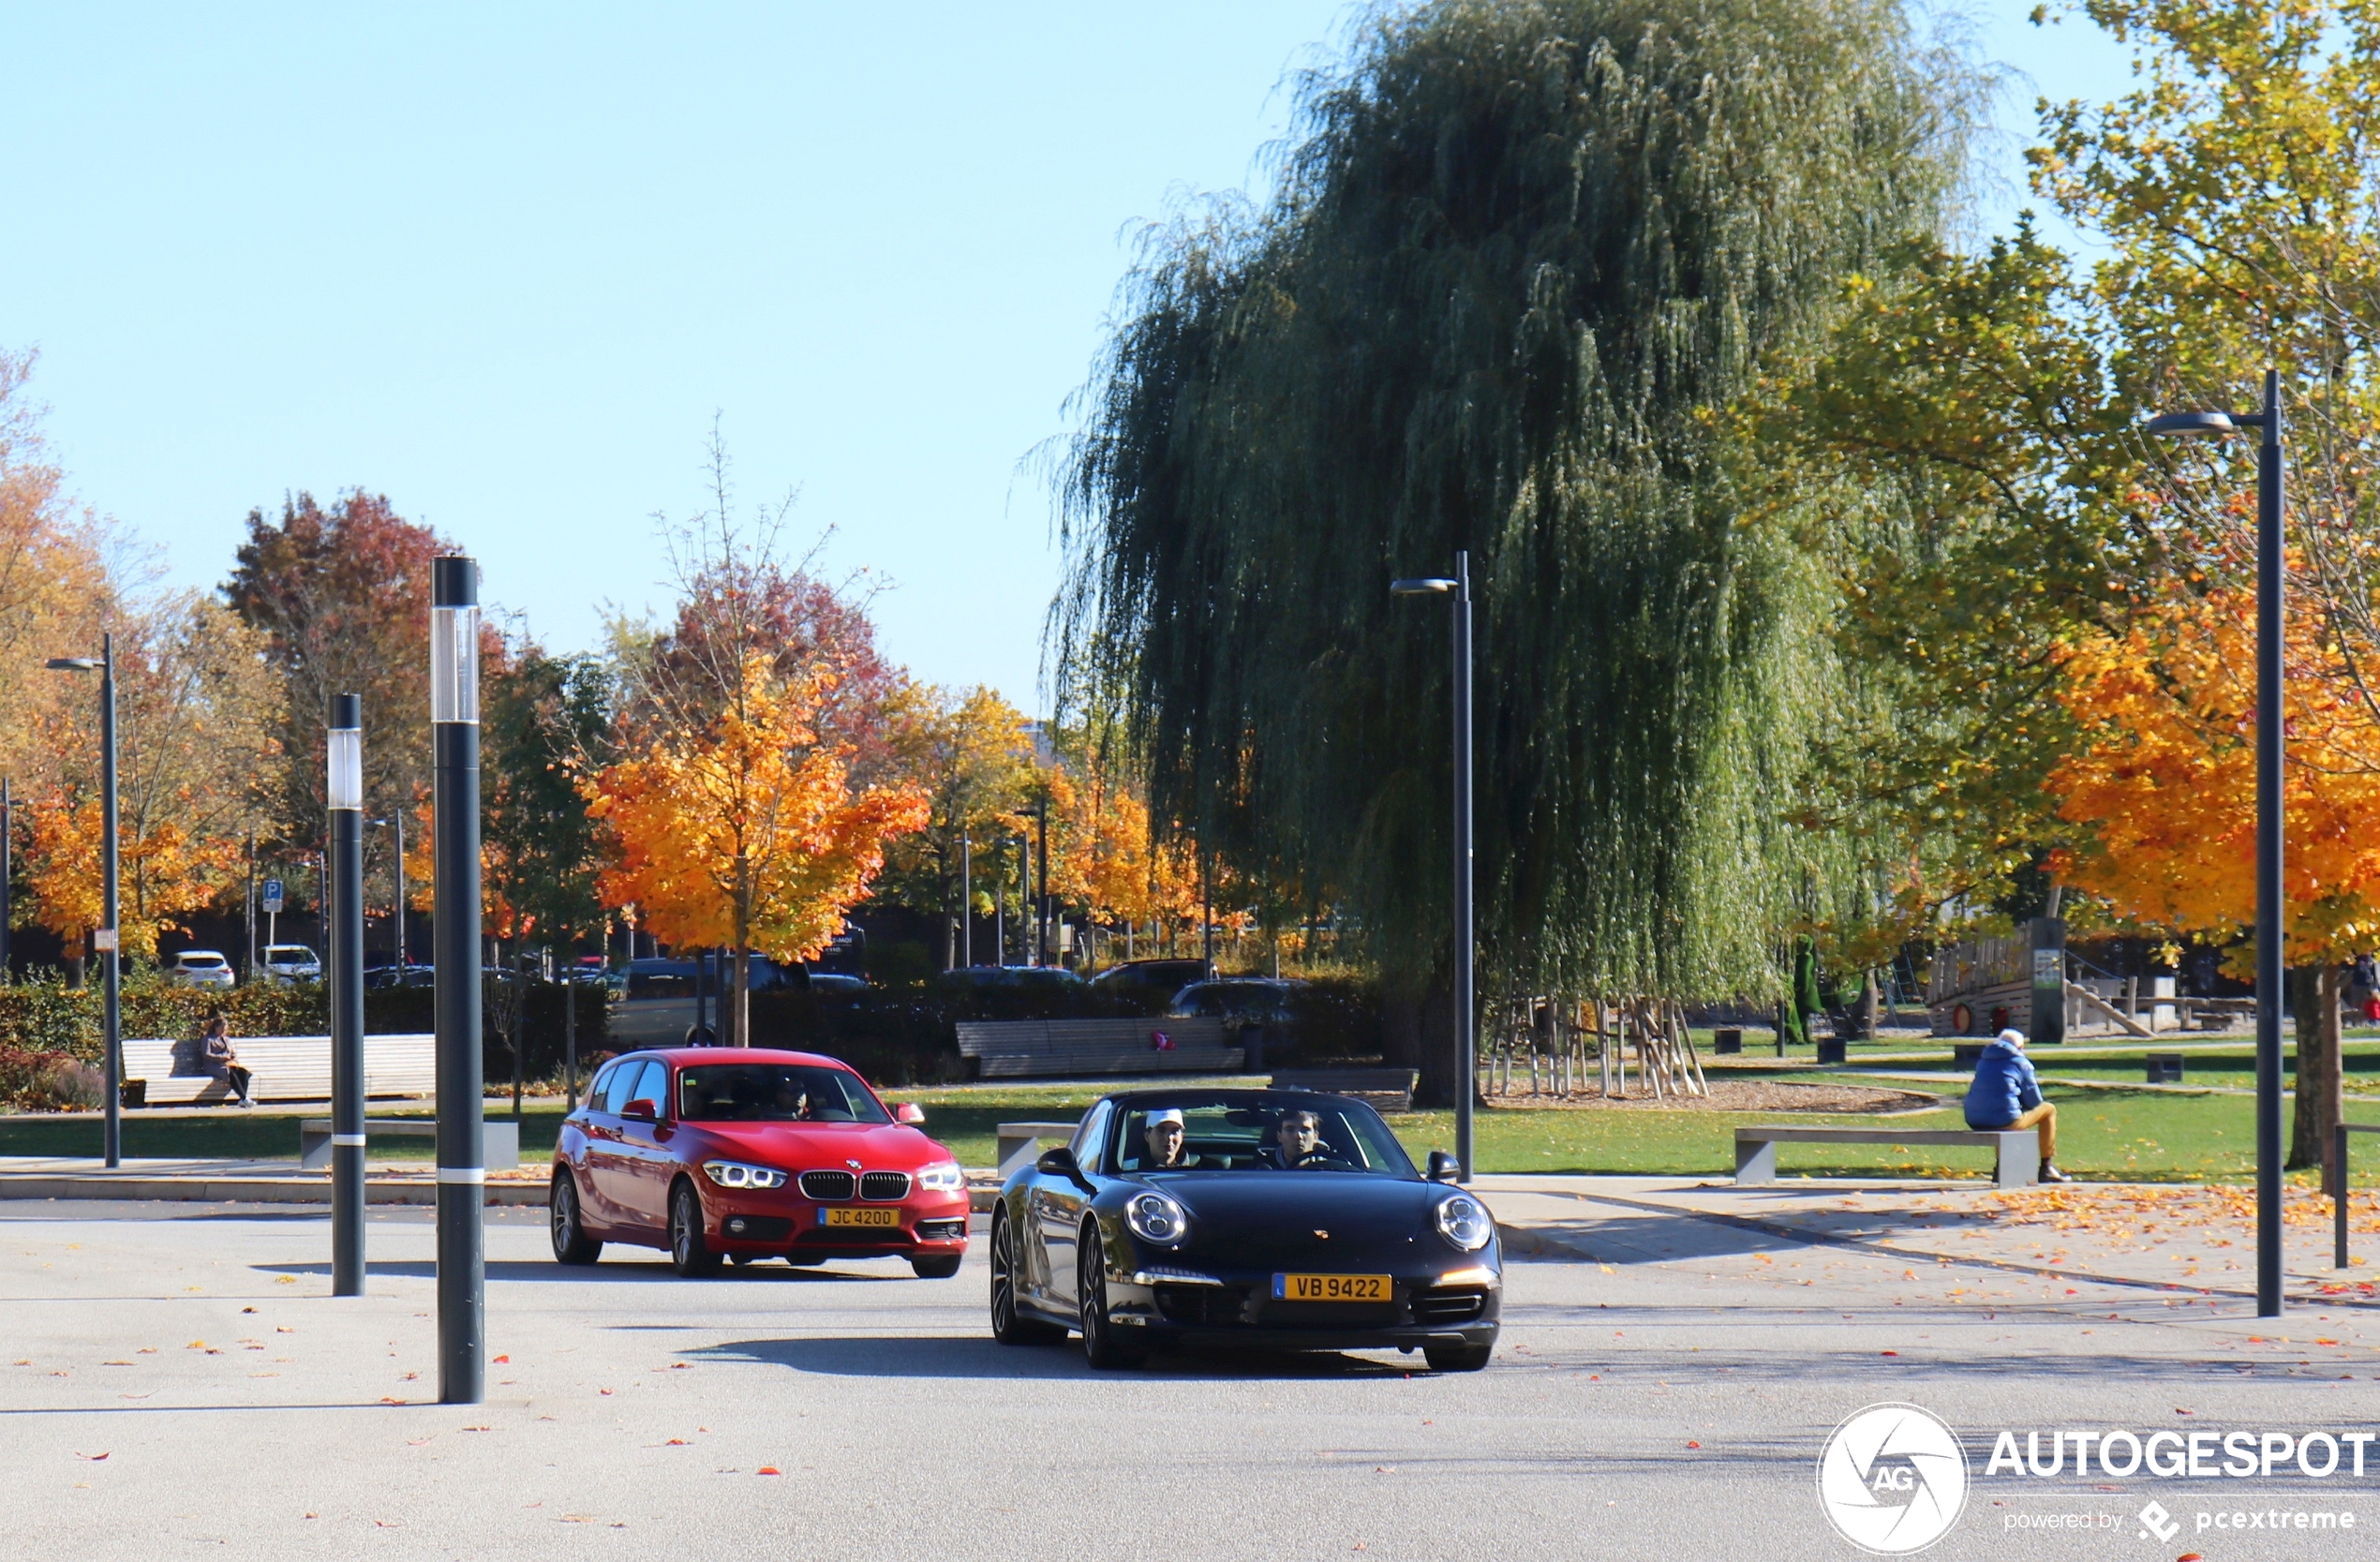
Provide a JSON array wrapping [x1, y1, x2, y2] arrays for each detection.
[[588, 653, 926, 1043]]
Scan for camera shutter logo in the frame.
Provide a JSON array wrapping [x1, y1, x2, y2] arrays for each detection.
[[1816, 1403, 1969, 1554]]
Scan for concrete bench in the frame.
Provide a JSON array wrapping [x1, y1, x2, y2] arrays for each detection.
[[994, 1120, 1082, 1179], [298, 1118, 520, 1171], [957, 1018, 1242, 1079], [1269, 1067, 1421, 1112], [1734, 1125, 2039, 1189], [122, 1034, 436, 1106]]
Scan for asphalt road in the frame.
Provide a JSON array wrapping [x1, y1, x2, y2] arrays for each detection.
[[1, 1197, 2373, 1560]]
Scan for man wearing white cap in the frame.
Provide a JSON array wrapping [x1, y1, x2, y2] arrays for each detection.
[[1143, 1108, 1192, 1168], [1964, 1028, 2068, 1183]]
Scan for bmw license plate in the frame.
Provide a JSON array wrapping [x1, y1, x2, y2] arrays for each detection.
[[1273, 1272, 1391, 1302], [820, 1208, 901, 1228]]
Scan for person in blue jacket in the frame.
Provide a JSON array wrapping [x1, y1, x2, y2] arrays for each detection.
[[1964, 1028, 2068, 1183]]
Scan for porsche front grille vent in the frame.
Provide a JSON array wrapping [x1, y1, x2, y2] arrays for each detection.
[[1412, 1287, 1488, 1324]]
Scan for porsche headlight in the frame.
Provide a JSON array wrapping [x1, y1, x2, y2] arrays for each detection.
[[1125, 1190, 1189, 1244], [701, 1160, 787, 1190], [1435, 1193, 1492, 1252], [916, 1160, 964, 1192]]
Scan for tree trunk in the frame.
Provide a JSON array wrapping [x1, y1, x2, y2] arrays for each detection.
[[2289, 963, 2343, 1172], [731, 945, 751, 1050], [1853, 972, 1880, 1040]]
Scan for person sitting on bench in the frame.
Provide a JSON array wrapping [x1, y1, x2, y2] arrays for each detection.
[[201, 1014, 253, 1107], [1965, 1028, 2064, 1183]]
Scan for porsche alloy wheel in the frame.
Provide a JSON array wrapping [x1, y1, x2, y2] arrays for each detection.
[[549, 1170, 602, 1266], [1077, 1221, 1147, 1369], [669, 1180, 721, 1278], [989, 1208, 1062, 1345]]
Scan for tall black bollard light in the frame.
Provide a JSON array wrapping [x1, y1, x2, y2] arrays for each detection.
[[431, 557, 484, 1404], [328, 694, 366, 1295]]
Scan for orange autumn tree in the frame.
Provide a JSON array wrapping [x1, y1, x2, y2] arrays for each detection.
[[2048, 575, 2380, 1167], [23, 797, 240, 966], [588, 653, 926, 1044]]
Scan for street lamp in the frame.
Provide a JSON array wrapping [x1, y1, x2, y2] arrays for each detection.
[[430, 557, 485, 1404], [45, 641, 117, 1169], [328, 694, 365, 1296], [2147, 369, 2283, 1317], [1391, 554, 1474, 1183], [368, 813, 407, 975]]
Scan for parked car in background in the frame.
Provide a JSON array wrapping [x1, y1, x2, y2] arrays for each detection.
[[364, 962, 435, 989], [935, 964, 1084, 992], [1168, 977, 1305, 1024], [1089, 959, 1213, 1004], [808, 973, 870, 997], [259, 945, 322, 984], [167, 950, 237, 990]]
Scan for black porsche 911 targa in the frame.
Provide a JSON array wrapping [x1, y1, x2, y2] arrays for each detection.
[[988, 1089, 1500, 1371]]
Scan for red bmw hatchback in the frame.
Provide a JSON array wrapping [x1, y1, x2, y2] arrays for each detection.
[[549, 1047, 970, 1278]]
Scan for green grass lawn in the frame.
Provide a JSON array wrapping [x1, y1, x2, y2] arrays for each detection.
[[1, 1072, 2365, 1185]]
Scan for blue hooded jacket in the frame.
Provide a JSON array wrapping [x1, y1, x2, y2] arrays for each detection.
[[1964, 1035, 2043, 1129]]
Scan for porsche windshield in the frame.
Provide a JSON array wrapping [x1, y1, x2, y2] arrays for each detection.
[[1108, 1096, 1416, 1177], [677, 1064, 889, 1124]]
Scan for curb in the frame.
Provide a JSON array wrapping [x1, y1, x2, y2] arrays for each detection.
[[0, 1174, 547, 1207]]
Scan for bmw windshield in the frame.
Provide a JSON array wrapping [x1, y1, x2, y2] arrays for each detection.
[[677, 1064, 890, 1124]]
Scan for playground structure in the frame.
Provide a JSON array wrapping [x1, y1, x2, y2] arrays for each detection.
[[1926, 920, 2248, 1037], [1482, 994, 1709, 1100]]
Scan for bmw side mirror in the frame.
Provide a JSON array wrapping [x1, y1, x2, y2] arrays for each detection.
[[622, 1098, 658, 1122], [895, 1103, 926, 1124], [1427, 1150, 1460, 1183]]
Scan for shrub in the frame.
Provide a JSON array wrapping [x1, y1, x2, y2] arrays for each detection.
[[26, 1057, 103, 1110]]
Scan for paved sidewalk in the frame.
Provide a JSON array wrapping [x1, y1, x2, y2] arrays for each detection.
[[1475, 1173, 2380, 1310]]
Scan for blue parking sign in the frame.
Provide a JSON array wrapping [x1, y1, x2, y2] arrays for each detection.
[[262, 879, 284, 913]]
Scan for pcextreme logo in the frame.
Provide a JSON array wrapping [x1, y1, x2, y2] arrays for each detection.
[[1817, 1403, 1971, 1555]]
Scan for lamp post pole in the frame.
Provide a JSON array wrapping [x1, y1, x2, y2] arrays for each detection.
[[959, 832, 972, 968], [1391, 557, 1476, 1183], [100, 636, 119, 1168], [2148, 372, 2284, 1317], [2, 776, 12, 981], [430, 557, 484, 1403], [328, 694, 366, 1296]]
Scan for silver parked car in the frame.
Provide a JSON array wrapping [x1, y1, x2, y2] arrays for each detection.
[[167, 949, 237, 990], [259, 944, 322, 984]]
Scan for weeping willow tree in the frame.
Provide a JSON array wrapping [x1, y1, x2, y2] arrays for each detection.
[[1053, 0, 1976, 1077]]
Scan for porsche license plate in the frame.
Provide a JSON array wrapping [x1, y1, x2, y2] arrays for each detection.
[[1273, 1272, 1391, 1302], [819, 1207, 901, 1228]]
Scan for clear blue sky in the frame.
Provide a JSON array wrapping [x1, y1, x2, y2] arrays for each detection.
[[1, 2, 2131, 713]]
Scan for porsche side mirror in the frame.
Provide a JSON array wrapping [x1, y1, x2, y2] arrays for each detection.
[[895, 1102, 926, 1124], [622, 1098, 658, 1122], [1036, 1146, 1080, 1179], [1427, 1150, 1460, 1183]]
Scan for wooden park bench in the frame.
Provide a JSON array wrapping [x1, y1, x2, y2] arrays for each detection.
[[298, 1117, 520, 1171], [1269, 1067, 1421, 1112], [956, 1017, 1241, 1079], [121, 1034, 436, 1107], [1734, 1124, 2040, 1189]]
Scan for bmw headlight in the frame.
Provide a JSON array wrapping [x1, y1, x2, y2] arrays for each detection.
[[1435, 1193, 1492, 1252], [916, 1160, 964, 1192], [1125, 1190, 1189, 1244], [701, 1160, 787, 1190]]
